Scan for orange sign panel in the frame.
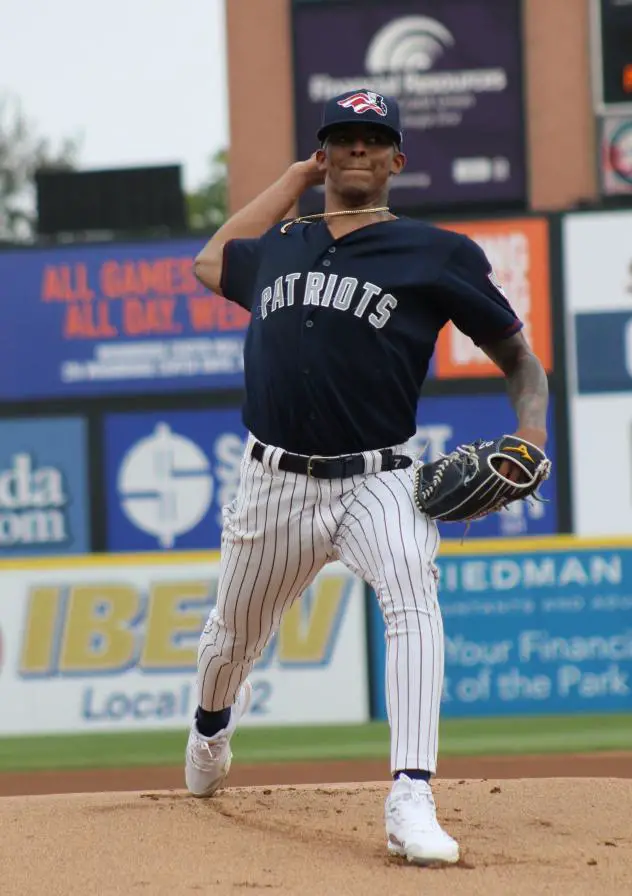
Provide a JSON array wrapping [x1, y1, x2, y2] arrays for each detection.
[[434, 217, 553, 378]]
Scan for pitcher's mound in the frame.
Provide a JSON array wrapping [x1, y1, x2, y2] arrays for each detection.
[[1, 779, 630, 895]]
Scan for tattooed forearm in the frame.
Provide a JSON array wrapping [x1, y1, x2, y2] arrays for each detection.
[[503, 351, 549, 431], [480, 332, 549, 432]]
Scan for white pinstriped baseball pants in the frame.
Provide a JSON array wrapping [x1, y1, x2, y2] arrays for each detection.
[[197, 434, 445, 774]]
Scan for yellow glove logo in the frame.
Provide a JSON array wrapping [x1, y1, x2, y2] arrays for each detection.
[[504, 444, 534, 463]]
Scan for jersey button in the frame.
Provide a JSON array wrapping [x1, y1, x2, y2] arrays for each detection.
[[322, 259, 331, 267], [305, 320, 314, 328], [328, 247, 336, 253]]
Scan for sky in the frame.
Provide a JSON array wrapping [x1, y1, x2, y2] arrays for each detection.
[[1, 0, 229, 191]]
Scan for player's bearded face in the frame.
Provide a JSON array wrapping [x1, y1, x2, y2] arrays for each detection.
[[318, 125, 406, 205]]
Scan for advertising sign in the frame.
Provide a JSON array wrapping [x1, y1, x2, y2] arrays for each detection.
[[563, 210, 632, 394], [569, 395, 632, 535], [434, 217, 553, 378], [563, 210, 632, 534], [369, 537, 632, 719], [412, 394, 558, 539], [0, 554, 369, 734], [0, 418, 89, 556], [599, 115, 632, 196], [0, 239, 250, 400], [574, 310, 632, 394], [292, 0, 527, 211], [104, 409, 248, 552], [563, 211, 632, 319]]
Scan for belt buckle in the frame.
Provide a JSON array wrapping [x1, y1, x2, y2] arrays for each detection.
[[306, 454, 327, 477]]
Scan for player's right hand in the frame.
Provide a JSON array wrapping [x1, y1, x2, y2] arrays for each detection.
[[291, 152, 327, 189], [497, 427, 547, 483]]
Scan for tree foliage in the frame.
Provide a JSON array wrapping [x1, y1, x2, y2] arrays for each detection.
[[186, 148, 228, 231], [0, 93, 79, 242], [0, 92, 227, 241]]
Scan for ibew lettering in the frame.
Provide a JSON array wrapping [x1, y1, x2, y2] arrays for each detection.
[[259, 272, 397, 328]]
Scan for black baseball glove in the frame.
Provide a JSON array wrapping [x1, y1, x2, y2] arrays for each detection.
[[413, 434, 552, 524]]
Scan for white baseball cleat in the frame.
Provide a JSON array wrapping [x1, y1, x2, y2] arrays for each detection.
[[185, 681, 252, 797], [385, 774, 460, 865]]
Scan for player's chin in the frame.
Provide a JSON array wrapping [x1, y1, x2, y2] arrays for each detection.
[[337, 178, 381, 205]]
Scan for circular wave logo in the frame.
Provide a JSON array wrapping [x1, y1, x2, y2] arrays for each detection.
[[365, 16, 455, 73], [117, 423, 213, 548], [607, 120, 632, 186]]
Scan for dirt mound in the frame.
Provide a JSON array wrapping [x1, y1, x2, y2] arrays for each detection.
[[1, 779, 630, 895], [3, 751, 632, 798]]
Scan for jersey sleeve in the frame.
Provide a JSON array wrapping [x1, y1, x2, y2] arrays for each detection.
[[435, 234, 523, 346], [219, 238, 261, 311]]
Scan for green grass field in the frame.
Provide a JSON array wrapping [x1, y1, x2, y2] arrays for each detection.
[[0, 714, 630, 774]]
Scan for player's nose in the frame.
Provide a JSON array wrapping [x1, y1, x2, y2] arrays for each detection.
[[349, 139, 368, 154]]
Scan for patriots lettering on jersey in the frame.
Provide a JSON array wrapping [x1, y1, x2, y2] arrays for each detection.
[[259, 272, 398, 330]]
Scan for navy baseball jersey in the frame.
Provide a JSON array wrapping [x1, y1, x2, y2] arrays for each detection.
[[221, 217, 522, 455]]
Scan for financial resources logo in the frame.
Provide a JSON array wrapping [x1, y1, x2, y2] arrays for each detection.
[[307, 14, 506, 104], [365, 15, 454, 73]]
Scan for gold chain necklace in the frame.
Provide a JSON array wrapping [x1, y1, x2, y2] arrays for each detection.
[[280, 206, 390, 234]]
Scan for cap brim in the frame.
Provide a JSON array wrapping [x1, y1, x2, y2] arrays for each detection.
[[317, 121, 402, 147]]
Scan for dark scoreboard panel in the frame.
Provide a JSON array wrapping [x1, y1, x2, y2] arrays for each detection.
[[593, 0, 632, 110]]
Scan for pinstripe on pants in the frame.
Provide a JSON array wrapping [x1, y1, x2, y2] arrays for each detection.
[[197, 434, 444, 773]]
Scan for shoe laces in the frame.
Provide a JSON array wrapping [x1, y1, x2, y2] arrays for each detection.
[[189, 731, 228, 769], [391, 780, 440, 831], [405, 779, 435, 806]]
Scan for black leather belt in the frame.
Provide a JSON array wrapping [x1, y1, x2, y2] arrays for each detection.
[[250, 440, 412, 478]]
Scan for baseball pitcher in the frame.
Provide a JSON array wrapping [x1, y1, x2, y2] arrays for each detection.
[[187, 88, 550, 866]]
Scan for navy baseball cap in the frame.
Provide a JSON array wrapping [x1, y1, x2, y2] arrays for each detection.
[[317, 88, 403, 147]]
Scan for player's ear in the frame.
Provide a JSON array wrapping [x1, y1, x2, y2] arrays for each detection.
[[391, 150, 406, 176], [315, 147, 328, 168]]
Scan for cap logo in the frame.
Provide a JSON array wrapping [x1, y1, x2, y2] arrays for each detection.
[[337, 91, 387, 117]]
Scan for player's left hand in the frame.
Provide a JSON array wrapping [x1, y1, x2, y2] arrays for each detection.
[[498, 427, 547, 483]]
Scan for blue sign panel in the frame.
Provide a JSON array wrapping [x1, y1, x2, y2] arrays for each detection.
[[369, 541, 632, 719], [575, 311, 632, 394], [104, 409, 247, 551], [0, 418, 90, 556], [413, 393, 558, 539], [0, 240, 249, 400]]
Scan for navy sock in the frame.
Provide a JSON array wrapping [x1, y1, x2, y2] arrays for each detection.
[[394, 769, 432, 783], [195, 705, 231, 738]]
